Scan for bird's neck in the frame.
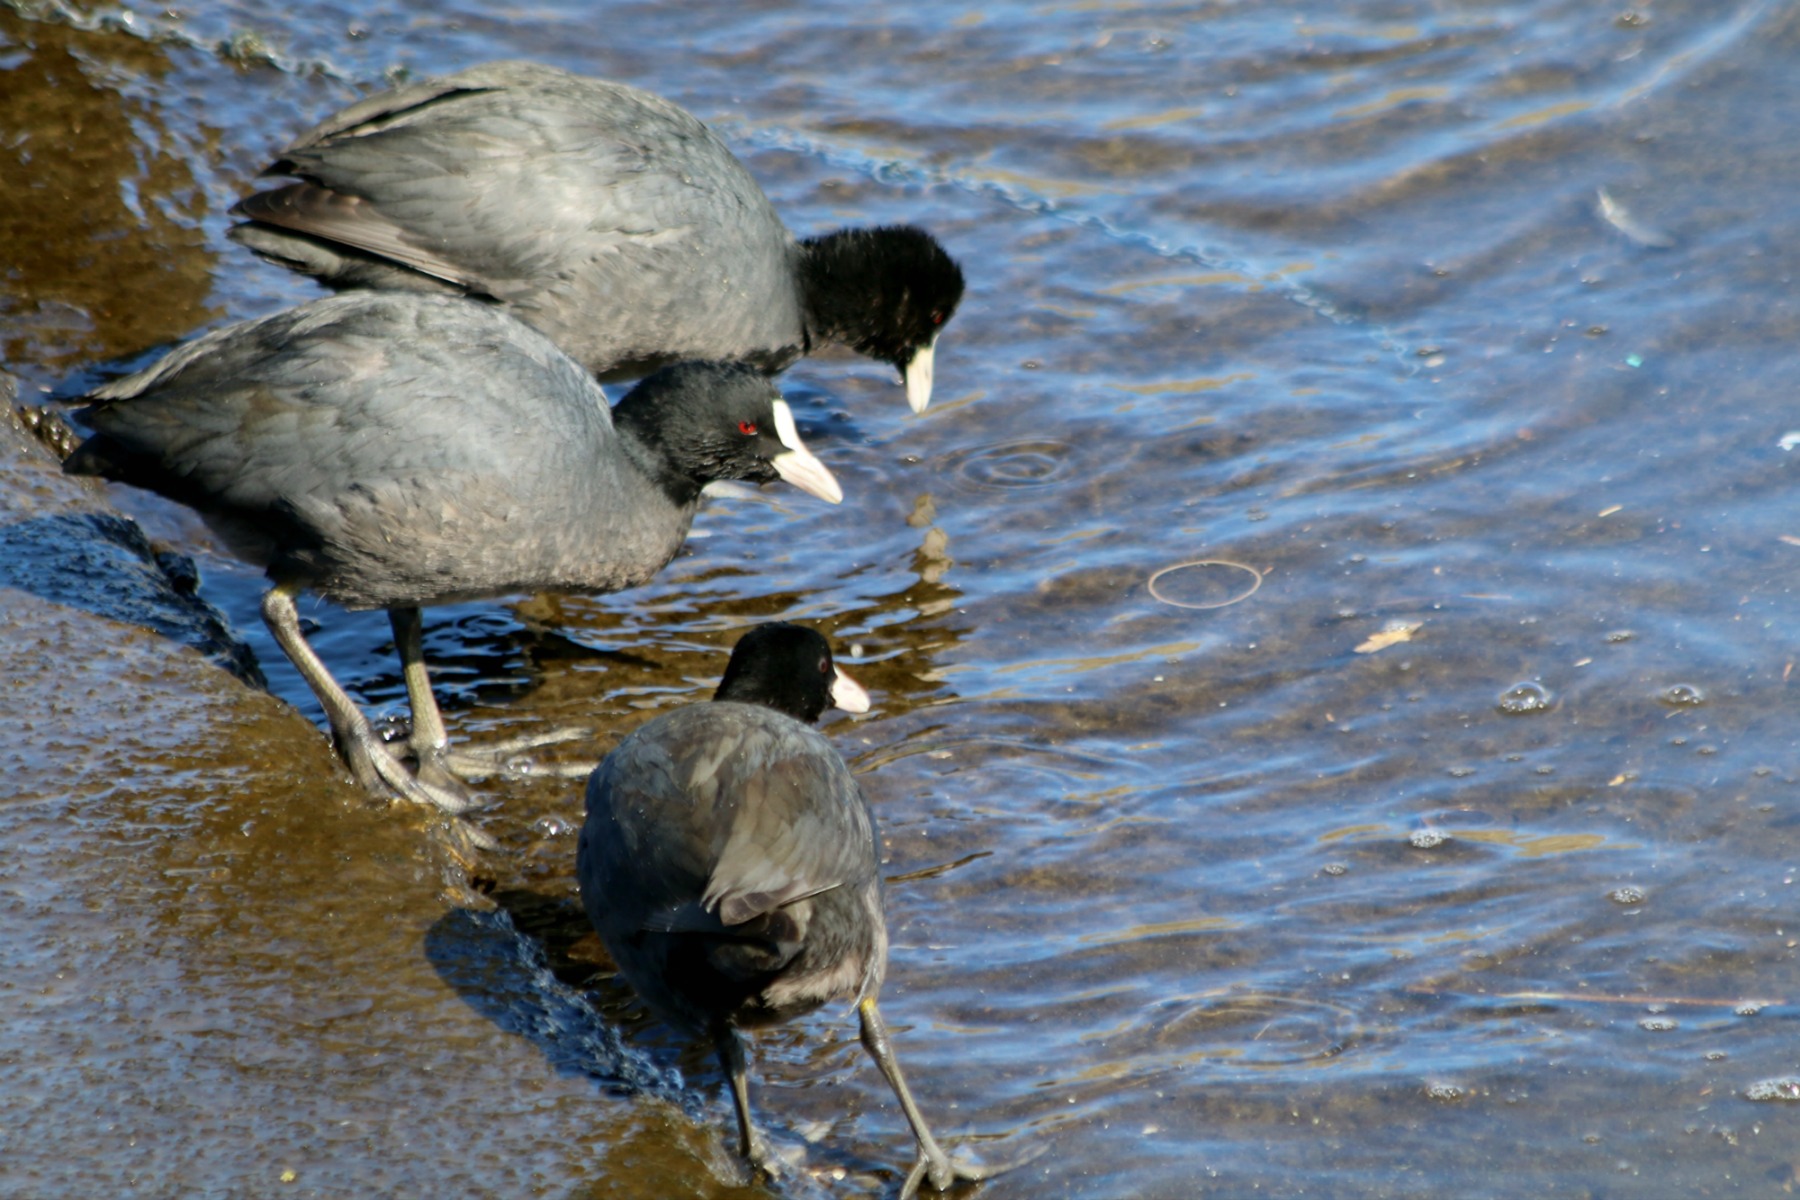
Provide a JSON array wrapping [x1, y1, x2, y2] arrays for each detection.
[[610, 396, 706, 509], [796, 229, 875, 353], [712, 683, 822, 724]]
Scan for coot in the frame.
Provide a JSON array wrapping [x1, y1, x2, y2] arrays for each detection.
[[64, 292, 842, 815], [231, 61, 965, 412], [577, 623, 997, 1195]]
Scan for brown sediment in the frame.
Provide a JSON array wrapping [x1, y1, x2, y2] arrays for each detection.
[[0, 7, 218, 376]]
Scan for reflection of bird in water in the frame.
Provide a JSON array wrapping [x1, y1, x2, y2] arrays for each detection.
[[908, 493, 957, 620], [63, 292, 841, 828], [577, 623, 1008, 1195]]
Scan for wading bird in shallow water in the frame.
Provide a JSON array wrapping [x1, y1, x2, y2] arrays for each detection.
[[64, 291, 841, 819], [232, 60, 965, 413], [578, 623, 1013, 1196]]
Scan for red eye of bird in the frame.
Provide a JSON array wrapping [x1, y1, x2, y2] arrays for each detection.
[[931, 311, 944, 326], [738, 420, 758, 435]]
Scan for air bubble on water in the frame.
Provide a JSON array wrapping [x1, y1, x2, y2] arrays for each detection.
[[1609, 886, 1645, 905], [1322, 862, 1348, 876], [1744, 1078, 1800, 1102], [1659, 683, 1706, 707], [1409, 829, 1449, 849], [1705, 1051, 1728, 1062], [1605, 629, 1634, 643], [532, 815, 572, 838], [951, 439, 1072, 489], [1424, 1082, 1464, 1101], [1496, 682, 1554, 715], [1639, 1016, 1677, 1032], [1148, 559, 1263, 610], [1734, 1002, 1765, 1017]]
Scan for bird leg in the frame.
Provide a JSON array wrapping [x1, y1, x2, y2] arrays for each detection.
[[388, 606, 486, 808], [858, 998, 1004, 1198], [389, 607, 449, 764], [714, 1022, 782, 1180], [261, 585, 479, 816], [386, 608, 593, 781]]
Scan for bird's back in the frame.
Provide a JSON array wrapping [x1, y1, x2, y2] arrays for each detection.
[[67, 292, 692, 608], [232, 61, 807, 378], [578, 701, 886, 1032]]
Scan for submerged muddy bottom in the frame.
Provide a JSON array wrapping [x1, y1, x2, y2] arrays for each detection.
[[4, 0, 1799, 1196]]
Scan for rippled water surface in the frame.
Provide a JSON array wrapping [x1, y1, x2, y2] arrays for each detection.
[[4, 0, 1799, 1195]]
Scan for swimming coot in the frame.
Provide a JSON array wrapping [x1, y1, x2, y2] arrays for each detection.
[[64, 292, 842, 816], [577, 623, 997, 1195], [231, 61, 965, 412]]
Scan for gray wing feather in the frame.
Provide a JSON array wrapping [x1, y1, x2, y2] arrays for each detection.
[[235, 183, 479, 289], [71, 292, 679, 606], [253, 63, 768, 293], [234, 62, 804, 373], [84, 293, 612, 504], [580, 703, 876, 939]]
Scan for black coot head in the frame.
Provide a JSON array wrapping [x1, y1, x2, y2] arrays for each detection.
[[801, 226, 965, 412], [713, 622, 871, 724], [617, 362, 842, 504]]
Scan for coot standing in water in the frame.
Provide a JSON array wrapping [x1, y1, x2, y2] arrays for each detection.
[[577, 623, 1003, 1196], [231, 61, 966, 412], [63, 292, 843, 817]]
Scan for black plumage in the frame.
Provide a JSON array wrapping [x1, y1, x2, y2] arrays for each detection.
[[578, 623, 997, 1196], [64, 292, 841, 816], [231, 61, 965, 412]]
